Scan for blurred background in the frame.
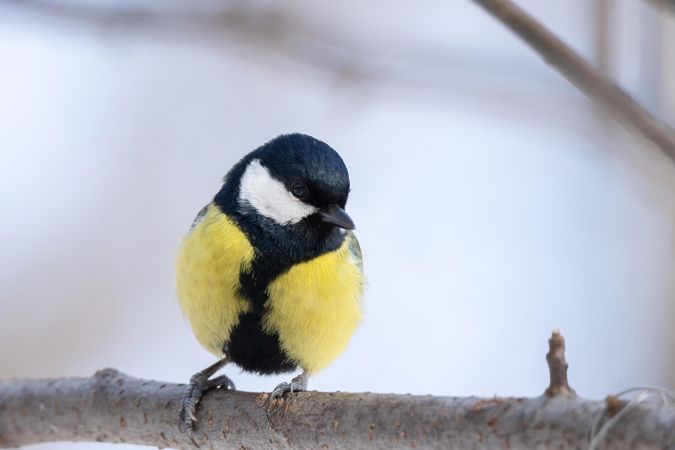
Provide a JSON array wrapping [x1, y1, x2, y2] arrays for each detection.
[[1, 1, 674, 448]]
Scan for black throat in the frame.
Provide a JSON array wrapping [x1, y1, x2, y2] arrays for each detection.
[[214, 184, 345, 297]]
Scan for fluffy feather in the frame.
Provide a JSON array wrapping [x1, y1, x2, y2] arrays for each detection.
[[264, 232, 364, 374], [176, 204, 254, 355]]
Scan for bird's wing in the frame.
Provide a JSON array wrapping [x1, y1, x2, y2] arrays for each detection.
[[189, 204, 209, 232], [345, 231, 363, 272]]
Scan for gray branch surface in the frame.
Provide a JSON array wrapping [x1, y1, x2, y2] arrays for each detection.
[[1, 333, 674, 448], [472, 0, 675, 162], [0, 368, 674, 449]]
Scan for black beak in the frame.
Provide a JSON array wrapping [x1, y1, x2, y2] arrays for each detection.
[[319, 205, 355, 230]]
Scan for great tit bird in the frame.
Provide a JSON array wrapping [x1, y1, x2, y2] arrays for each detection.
[[176, 133, 364, 443]]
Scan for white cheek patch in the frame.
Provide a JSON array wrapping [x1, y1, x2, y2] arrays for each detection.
[[238, 159, 317, 225]]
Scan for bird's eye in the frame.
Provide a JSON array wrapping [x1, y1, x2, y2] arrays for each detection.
[[290, 181, 308, 199]]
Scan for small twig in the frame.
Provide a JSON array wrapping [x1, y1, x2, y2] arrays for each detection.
[[472, 0, 675, 163], [545, 330, 576, 397]]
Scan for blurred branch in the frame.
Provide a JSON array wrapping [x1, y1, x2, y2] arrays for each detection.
[[472, 0, 675, 163], [0, 0, 636, 141], [1, 332, 675, 449], [645, 0, 675, 13], [0, 0, 514, 90], [4, 0, 675, 161], [594, 0, 612, 74]]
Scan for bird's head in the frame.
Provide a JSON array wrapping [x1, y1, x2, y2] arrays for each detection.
[[224, 134, 354, 231]]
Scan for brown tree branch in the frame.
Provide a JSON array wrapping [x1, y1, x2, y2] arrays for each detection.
[[1, 332, 675, 449], [472, 0, 675, 163]]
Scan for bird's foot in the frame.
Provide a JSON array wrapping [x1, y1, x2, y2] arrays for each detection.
[[268, 372, 308, 403], [178, 360, 233, 447]]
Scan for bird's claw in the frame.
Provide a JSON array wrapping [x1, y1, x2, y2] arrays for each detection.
[[267, 373, 308, 404], [178, 374, 235, 447], [178, 383, 202, 447], [269, 381, 291, 400]]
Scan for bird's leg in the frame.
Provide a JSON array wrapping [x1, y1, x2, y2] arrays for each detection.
[[269, 371, 308, 401], [178, 357, 234, 446]]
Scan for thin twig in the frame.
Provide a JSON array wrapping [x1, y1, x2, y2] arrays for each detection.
[[545, 330, 576, 397], [472, 0, 675, 163]]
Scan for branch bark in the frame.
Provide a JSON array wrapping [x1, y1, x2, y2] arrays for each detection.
[[1, 369, 675, 449], [472, 0, 675, 163], [1, 332, 675, 449]]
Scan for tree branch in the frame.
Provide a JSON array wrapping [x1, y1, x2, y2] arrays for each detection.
[[471, 0, 675, 163], [1, 332, 675, 449]]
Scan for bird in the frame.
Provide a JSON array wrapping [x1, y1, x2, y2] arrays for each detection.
[[175, 133, 364, 444]]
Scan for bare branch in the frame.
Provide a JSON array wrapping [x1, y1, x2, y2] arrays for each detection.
[[1, 369, 674, 449], [0, 0, 666, 147], [2, 332, 675, 449], [4, 0, 675, 159], [472, 0, 675, 163]]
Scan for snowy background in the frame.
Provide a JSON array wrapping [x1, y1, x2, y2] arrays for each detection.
[[1, 1, 674, 449]]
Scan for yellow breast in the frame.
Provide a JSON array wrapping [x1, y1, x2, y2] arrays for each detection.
[[176, 204, 254, 356], [263, 235, 364, 374]]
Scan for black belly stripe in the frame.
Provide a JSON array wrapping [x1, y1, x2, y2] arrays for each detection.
[[227, 312, 297, 375], [227, 265, 298, 375]]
